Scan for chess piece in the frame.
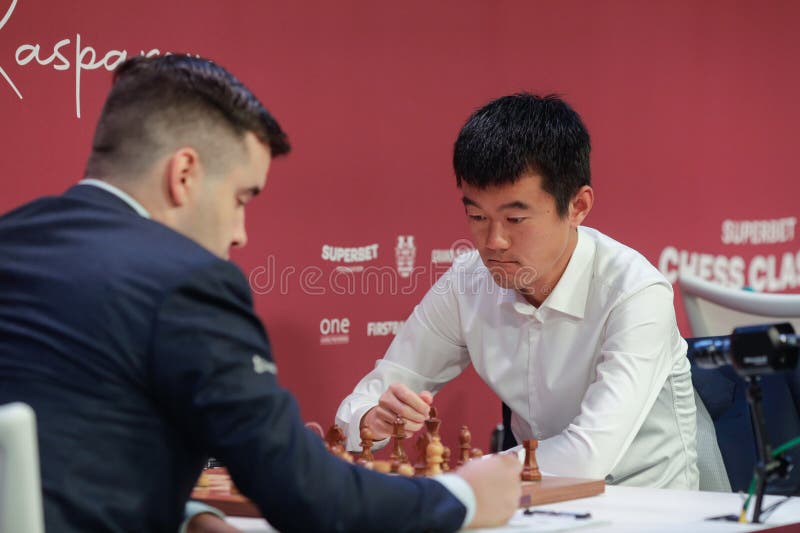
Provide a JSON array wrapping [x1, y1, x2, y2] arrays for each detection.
[[414, 430, 431, 476], [441, 446, 451, 472], [325, 424, 354, 462], [426, 437, 444, 476], [521, 439, 542, 481], [457, 425, 471, 467], [359, 426, 375, 462], [371, 460, 392, 474], [470, 448, 483, 459], [396, 463, 415, 477], [196, 469, 211, 488], [389, 415, 408, 470]]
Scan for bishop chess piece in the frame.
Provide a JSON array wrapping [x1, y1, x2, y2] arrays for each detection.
[[521, 439, 542, 481]]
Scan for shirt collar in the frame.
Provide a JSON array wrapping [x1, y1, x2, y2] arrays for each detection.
[[77, 179, 151, 219], [510, 227, 595, 319], [540, 227, 595, 319]]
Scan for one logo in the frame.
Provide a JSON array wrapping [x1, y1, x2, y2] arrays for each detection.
[[395, 235, 416, 278], [252, 354, 277, 375], [366, 321, 404, 337], [319, 317, 350, 345]]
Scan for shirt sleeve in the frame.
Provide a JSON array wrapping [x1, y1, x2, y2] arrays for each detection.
[[536, 283, 685, 479], [149, 261, 467, 533], [336, 268, 472, 450]]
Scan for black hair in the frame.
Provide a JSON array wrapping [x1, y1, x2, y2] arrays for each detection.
[[453, 93, 590, 217], [86, 54, 290, 178]]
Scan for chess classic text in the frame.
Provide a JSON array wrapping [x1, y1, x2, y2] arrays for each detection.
[[0, 0, 170, 118]]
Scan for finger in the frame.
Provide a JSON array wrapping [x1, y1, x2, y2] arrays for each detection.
[[389, 383, 432, 418], [419, 390, 434, 405], [379, 394, 428, 424]]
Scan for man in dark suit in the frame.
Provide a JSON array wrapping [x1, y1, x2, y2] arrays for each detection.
[[0, 55, 521, 532]]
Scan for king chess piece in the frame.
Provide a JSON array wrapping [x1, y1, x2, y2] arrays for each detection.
[[521, 439, 542, 481]]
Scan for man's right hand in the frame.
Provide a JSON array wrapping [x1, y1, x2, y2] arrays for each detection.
[[457, 454, 522, 529], [360, 383, 433, 439]]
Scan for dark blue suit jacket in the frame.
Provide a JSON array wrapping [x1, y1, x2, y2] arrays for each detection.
[[0, 184, 466, 532]]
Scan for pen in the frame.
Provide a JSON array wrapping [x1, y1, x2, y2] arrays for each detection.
[[523, 508, 592, 519]]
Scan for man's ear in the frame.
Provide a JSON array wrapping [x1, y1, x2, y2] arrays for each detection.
[[165, 147, 202, 207], [568, 185, 594, 227]]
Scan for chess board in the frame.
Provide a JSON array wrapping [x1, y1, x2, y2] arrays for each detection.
[[191, 467, 605, 518]]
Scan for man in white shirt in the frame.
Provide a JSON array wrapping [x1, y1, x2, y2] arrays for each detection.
[[337, 93, 699, 489]]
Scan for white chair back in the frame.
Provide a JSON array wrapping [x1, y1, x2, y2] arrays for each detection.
[[678, 274, 800, 336], [0, 402, 44, 533]]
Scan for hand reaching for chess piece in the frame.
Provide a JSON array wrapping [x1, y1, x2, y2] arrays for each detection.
[[360, 383, 433, 439], [456, 453, 522, 529]]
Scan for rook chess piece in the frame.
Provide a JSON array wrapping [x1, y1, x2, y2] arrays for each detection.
[[521, 439, 542, 481]]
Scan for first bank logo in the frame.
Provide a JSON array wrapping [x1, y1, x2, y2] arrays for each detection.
[[395, 235, 416, 278]]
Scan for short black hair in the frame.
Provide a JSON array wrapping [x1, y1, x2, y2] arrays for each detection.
[[453, 93, 590, 217], [86, 54, 290, 178]]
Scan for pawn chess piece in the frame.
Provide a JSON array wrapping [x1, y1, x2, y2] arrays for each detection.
[[359, 426, 375, 462], [390, 415, 409, 470], [426, 437, 444, 476], [441, 446, 451, 472], [196, 469, 211, 488], [396, 462, 415, 477], [457, 425, 471, 467], [521, 439, 542, 481]]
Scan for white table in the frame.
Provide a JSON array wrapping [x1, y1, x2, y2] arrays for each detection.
[[225, 485, 800, 532]]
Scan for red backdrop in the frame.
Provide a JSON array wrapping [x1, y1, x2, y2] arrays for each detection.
[[2, 0, 799, 450]]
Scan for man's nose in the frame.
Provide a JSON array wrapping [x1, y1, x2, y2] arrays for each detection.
[[485, 222, 510, 251]]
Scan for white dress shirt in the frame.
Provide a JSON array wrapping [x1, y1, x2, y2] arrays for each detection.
[[337, 226, 699, 489]]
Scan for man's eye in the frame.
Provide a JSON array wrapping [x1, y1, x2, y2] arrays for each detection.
[[468, 214, 486, 222], [507, 217, 526, 224]]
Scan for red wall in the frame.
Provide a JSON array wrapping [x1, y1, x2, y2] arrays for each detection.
[[2, 0, 799, 451]]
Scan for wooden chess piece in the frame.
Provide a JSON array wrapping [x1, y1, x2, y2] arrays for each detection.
[[426, 436, 444, 476], [457, 425, 471, 467], [396, 463, 415, 477], [196, 469, 211, 488], [390, 415, 408, 470], [414, 431, 431, 476], [521, 439, 542, 481], [325, 424, 354, 462], [441, 446, 451, 472], [470, 448, 483, 459], [359, 426, 375, 462]]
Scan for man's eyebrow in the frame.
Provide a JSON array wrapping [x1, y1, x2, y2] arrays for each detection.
[[461, 197, 531, 211], [499, 201, 530, 210], [462, 196, 480, 208]]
